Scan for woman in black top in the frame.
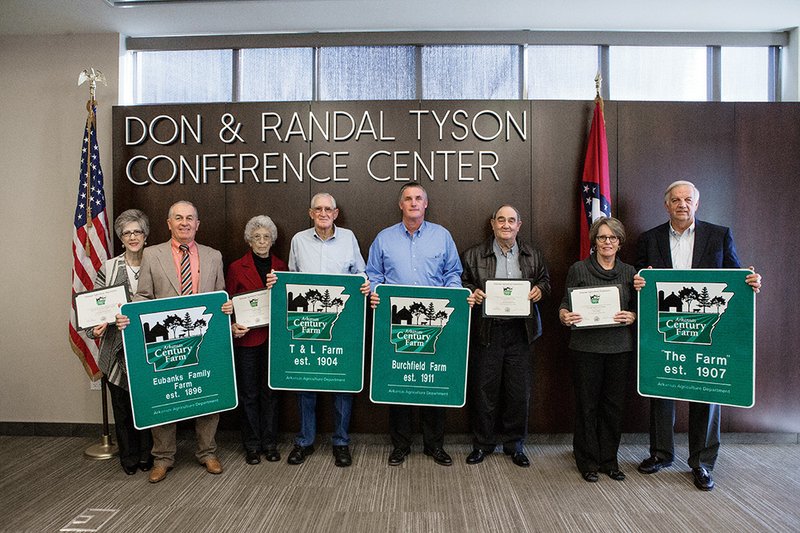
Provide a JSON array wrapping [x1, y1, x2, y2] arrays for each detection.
[[559, 217, 637, 483]]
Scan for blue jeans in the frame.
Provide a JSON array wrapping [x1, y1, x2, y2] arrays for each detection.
[[295, 392, 352, 447]]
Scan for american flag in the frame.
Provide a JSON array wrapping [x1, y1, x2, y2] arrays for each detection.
[[69, 102, 111, 380], [579, 97, 611, 259]]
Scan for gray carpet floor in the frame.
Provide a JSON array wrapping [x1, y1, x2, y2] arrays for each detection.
[[1, 434, 798, 532]]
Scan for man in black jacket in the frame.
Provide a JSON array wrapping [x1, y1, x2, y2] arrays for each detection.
[[635, 180, 762, 491], [461, 205, 550, 467]]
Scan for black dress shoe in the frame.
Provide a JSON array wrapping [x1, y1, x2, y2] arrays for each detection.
[[692, 467, 715, 491], [503, 448, 530, 468], [264, 448, 281, 462], [245, 450, 261, 465], [287, 444, 314, 465], [466, 448, 491, 465], [582, 471, 599, 482], [388, 447, 410, 466], [637, 456, 673, 474], [604, 469, 626, 481], [122, 464, 138, 476], [424, 447, 453, 466], [139, 456, 154, 472], [333, 445, 352, 467], [508, 452, 530, 468]]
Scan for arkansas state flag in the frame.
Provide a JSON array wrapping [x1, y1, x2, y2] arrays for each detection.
[[579, 98, 611, 259]]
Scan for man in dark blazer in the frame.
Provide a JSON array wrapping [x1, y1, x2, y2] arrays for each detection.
[[118, 200, 232, 483], [635, 180, 761, 491]]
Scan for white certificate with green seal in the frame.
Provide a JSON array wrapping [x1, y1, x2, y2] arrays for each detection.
[[232, 288, 270, 329], [568, 285, 622, 329], [74, 284, 129, 329], [483, 279, 532, 318]]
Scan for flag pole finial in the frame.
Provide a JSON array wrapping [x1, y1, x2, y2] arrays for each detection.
[[78, 68, 107, 108], [594, 72, 602, 99], [594, 72, 604, 115]]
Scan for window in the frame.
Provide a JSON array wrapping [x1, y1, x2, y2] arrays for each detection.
[[528, 45, 599, 100], [422, 45, 520, 100], [134, 50, 232, 104], [240, 48, 314, 102], [319, 46, 416, 100], [721, 47, 769, 102], [127, 33, 783, 104], [609, 46, 707, 101]]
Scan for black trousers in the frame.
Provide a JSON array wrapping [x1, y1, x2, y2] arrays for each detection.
[[389, 405, 445, 450], [469, 319, 531, 453], [235, 343, 280, 452], [649, 398, 720, 470], [571, 350, 630, 473], [108, 380, 152, 469]]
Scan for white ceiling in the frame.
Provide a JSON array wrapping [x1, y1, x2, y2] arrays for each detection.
[[1, 0, 799, 38]]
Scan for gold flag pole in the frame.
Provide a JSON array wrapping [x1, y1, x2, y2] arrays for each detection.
[[78, 68, 117, 461]]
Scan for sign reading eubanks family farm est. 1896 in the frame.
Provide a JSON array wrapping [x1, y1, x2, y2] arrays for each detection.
[[268, 272, 366, 393], [638, 269, 756, 408], [370, 285, 471, 407], [122, 291, 237, 429]]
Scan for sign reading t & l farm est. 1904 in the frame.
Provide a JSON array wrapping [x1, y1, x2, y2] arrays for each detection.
[[638, 269, 756, 408], [268, 272, 366, 393], [121, 291, 237, 429], [370, 284, 471, 408]]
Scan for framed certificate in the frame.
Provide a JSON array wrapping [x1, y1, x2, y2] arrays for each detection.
[[231, 288, 270, 329], [482, 279, 532, 318], [74, 284, 130, 329], [568, 285, 623, 329]]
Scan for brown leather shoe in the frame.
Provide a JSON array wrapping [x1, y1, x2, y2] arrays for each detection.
[[148, 465, 170, 483], [202, 457, 223, 475]]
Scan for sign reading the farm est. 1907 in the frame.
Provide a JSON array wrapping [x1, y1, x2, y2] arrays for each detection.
[[121, 291, 237, 429], [370, 284, 471, 408], [268, 272, 366, 393], [638, 269, 756, 408]]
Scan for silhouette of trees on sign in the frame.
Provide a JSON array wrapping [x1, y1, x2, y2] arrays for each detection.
[[404, 300, 449, 325], [163, 314, 183, 339], [678, 286, 727, 314], [300, 288, 344, 312], [678, 287, 699, 312]]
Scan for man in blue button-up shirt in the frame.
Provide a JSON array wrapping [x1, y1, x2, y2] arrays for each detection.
[[366, 183, 463, 467]]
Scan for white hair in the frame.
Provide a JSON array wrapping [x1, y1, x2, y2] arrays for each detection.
[[664, 180, 700, 203]]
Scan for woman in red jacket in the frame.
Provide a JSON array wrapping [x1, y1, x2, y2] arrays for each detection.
[[226, 215, 288, 465]]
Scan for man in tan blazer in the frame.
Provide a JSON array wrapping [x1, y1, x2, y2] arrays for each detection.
[[118, 200, 231, 483]]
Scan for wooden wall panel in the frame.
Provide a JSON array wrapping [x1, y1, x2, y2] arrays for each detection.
[[726, 103, 800, 432], [113, 100, 800, 437]]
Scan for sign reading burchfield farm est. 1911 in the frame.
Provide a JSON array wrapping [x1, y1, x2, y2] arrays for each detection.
[[268, 272, 366, 393], [370, 284, 471, 408], [122, 291, 237, 429], [638, 269, 756, 408]]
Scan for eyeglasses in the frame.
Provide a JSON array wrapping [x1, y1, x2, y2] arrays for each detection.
[[596, 235, 619, 243], [121, 230, 144, 239], [250, 234, 272, 242], [312, 206, 335, 214]]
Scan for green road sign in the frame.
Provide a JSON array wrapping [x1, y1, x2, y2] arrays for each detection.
[[638, 269, 756, 408], [370, 284, 471, 407], [269, 272, 366, 393], [122, 291, 237, 429]]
